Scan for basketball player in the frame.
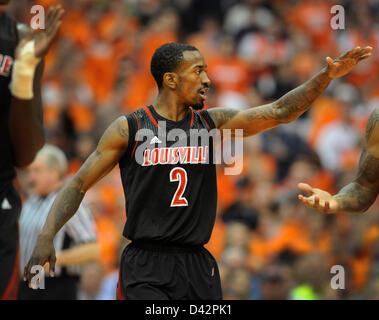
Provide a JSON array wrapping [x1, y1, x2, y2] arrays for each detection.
[[24, 43, 372, 299], [298, 107, 379, 214], [0, 2, 63, 299]]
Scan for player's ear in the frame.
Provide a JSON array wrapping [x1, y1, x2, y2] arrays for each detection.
[[163, 72, 178, 90]]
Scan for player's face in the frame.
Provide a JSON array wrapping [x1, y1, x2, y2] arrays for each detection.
[[175, 50, 211, 110]]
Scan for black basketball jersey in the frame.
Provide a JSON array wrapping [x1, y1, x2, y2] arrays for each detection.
[[119, 105, 217, 246], [0, 10, 18, 190]]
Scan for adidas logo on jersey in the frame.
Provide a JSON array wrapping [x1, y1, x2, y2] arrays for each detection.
[[1, 197, 12, 210], [150, 136, 162, 144]]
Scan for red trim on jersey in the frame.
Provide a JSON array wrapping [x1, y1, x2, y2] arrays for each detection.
[[1, 241, 20, 300], [189, 107, 194, 128], [116, 267, 125, 300], [143, 105, 160, 129], [130, 113, 140, 159], [197, 111, 211, 130]]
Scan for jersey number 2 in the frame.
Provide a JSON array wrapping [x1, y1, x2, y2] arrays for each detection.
[[170, 167, 188, 207]]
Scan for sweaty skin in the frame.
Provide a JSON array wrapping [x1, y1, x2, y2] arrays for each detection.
[[298, 108, 379, 214], [23, 45, 372, 283]]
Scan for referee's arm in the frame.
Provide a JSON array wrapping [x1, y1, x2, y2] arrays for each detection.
[[23, 116, 129, 284], [55, 243, 100, 267]]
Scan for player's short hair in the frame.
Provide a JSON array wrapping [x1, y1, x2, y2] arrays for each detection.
[[151, 42, 199, 89], [37, 144, 68, 177]]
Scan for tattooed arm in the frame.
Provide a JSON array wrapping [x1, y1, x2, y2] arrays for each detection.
[[208, 46, 372, 136], [23, 116, 129, 283], [298, 108, 379, 214]]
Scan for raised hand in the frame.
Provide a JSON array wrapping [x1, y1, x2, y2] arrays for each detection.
[[16, 4, 64, 59], [325, 46, 373, 79], [297, 183, 340, 214]]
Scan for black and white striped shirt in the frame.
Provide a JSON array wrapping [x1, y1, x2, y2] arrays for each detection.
[[19, 190, 97, 277]]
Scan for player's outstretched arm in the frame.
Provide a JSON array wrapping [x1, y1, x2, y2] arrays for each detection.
[[208, 46, 372, 136], [298, 108, 379, 214], [23, 116, 129, 284], [9, 5, 64, 167]]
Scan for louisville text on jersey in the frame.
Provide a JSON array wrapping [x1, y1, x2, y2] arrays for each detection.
[[142, 146, 209, 166]]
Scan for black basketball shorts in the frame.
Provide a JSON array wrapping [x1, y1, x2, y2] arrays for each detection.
[[117, 241, 222, 300]]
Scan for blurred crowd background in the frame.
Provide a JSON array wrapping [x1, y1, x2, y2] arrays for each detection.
[[6, 0, 379, 299]]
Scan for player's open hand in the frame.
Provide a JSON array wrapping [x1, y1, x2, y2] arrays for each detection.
[[34, 4, 64, 57], [16, 5, 64, 59], [325, 46, 373, 79], [297, 183, 340, 214], [23, 235, 56, 287]]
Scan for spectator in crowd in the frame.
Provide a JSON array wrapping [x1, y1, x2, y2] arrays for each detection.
[[259, 265, 291, 300], [221, 176, 259, 230]]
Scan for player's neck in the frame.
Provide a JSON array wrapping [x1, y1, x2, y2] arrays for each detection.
[[152, 91, 188, 122]]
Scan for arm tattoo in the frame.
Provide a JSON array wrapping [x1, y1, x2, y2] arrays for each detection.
[[334, 150, 379, 213], [209, 108, 239, 128], [333, 110, 379, 214], [58, 178, 85, 226], [41, 149, 104, 238], [365, 108, 379, 142], [245, 103, 277, 121], [210, 68, 332, 128], [41, 175, 85, 238], [270, 68, 332, 123], [118, 123, 129, 139]]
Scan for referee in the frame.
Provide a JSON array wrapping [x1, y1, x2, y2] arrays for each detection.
[[18, 145, 99, 300]]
